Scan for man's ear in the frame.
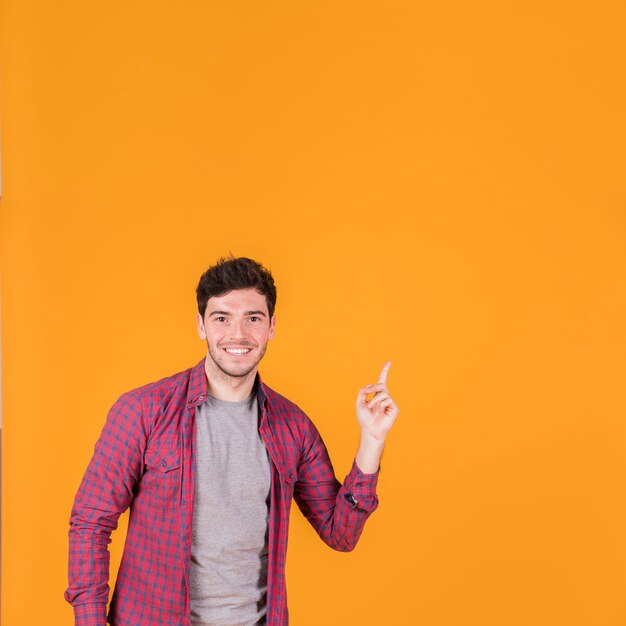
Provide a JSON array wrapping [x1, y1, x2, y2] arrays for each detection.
[[196, 312, 207, 340], [268, 315, 276, 340]]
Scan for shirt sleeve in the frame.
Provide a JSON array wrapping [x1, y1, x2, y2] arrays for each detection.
[[64, 391, 149, 626], [293, 418, 380, 552]]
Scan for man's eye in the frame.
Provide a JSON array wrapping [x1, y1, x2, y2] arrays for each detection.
[[249, 316, 260, 322], [216, 316, 227, 322]]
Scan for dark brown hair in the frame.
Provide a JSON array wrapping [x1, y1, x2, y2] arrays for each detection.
[[196, 256, 277, 318]]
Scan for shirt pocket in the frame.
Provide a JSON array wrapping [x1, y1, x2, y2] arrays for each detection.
[[142, 448, 182, 505], [145, 448, 181, 473]]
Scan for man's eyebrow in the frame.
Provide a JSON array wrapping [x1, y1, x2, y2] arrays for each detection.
[[208, 310, 267, 317]]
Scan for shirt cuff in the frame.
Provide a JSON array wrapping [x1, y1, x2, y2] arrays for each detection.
[[73, 603, 108, 626], [344, 459, 380, 500]]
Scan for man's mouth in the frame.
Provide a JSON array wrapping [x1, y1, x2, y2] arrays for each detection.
[[223, 347, 252, 355]]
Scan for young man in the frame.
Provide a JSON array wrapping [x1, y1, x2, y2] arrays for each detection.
[[65, 257, 400, 626]]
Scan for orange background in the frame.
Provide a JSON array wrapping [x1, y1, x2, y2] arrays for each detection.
[[2, 1, 626, 625]]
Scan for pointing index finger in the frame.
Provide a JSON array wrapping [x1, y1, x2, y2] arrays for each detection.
[[378, 361, 392, 385]]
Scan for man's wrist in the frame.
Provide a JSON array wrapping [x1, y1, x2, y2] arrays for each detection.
[[355, 434, 385, 474]]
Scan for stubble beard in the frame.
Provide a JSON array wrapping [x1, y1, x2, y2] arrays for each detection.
[[206, 340, 268, 380]]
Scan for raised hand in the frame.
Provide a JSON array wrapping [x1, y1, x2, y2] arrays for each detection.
[[356, 361, 400, 443]]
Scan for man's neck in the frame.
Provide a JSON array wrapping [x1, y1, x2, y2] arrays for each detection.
[[204, 360, 258, 402]]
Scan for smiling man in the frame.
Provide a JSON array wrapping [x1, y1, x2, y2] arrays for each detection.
[[65, 256, 400, 626]]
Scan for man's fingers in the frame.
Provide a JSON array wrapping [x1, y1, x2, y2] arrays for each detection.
[[366, 392, 390, 408], [356, 386, 372, 407], [378, 361, 392, 385], [358, 362, 393, 408], [378, 398, 394, 411], [363, 383, 386, 394]]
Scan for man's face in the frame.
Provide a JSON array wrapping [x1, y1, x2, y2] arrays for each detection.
[[196, 287, 276, 379]]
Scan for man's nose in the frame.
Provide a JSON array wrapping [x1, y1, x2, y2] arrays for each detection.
[[229, 319, 247, 340]]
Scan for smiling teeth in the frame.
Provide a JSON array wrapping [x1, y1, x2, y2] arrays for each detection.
[[225, 348, 250, 355]]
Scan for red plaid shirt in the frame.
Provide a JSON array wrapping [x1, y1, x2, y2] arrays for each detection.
[[65, 357, 380, 625]]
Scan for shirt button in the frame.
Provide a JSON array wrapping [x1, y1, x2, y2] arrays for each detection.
[[161, 461, 167, 468]]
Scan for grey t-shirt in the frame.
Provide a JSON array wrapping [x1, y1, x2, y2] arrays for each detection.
[[190, 389, 271, 626]]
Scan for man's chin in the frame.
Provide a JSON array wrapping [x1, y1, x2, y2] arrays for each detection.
[[221, 368, 255, 379], [215, 361, 258, 379]]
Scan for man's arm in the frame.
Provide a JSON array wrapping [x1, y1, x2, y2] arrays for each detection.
[[293, 362, 399, 551], [64, 391, 149, 626]]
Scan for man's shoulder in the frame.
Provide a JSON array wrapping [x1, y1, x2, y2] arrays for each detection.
[[115, 362, 196, 409]]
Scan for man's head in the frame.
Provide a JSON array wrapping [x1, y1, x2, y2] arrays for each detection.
[[196, 256, 277, 320], [195, 257, 277, 379]]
